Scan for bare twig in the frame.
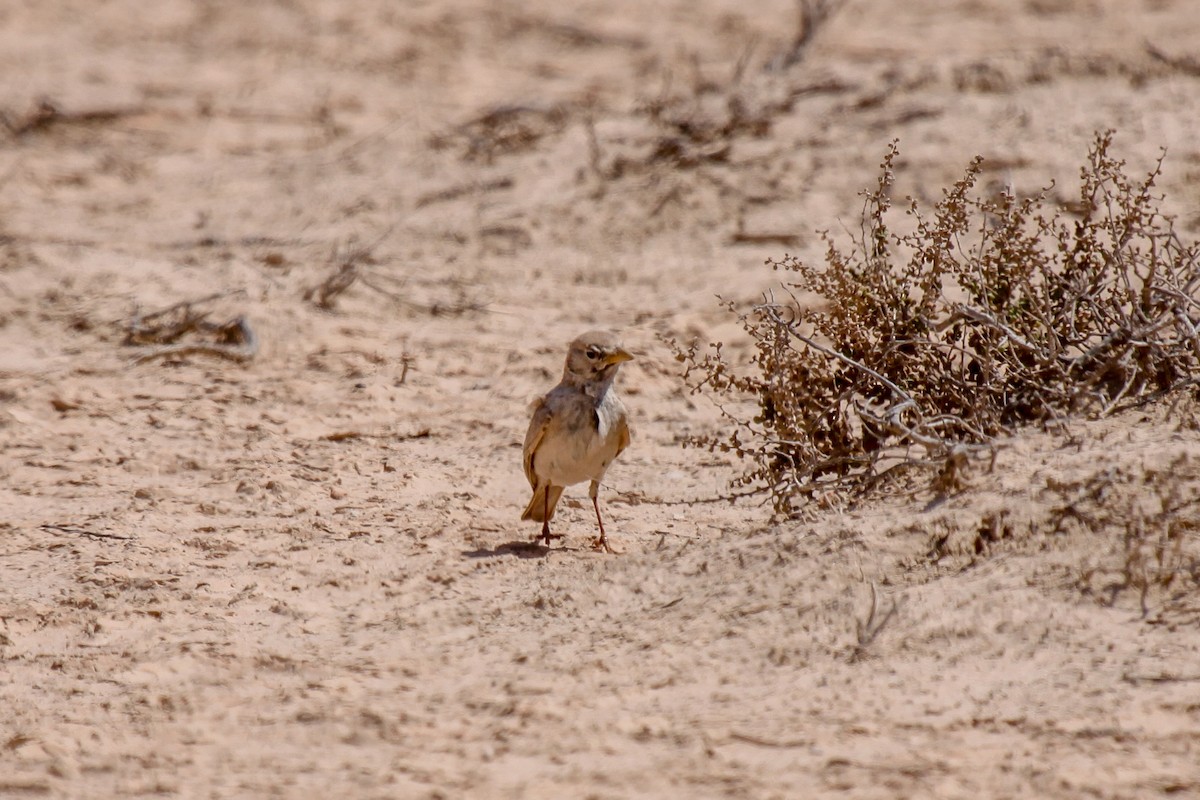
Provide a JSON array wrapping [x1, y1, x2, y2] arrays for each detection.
[[131, 315, 258, 364], [129, 290, 245, 327], [1145, 41, 1200, 77], [648, 185, 683, 218], [731, 230, 802, 247], [125, 292, 258, 365], [40, 524, 133, 541], [771, 0, 847, 71], [2, 98, 143, 137], [415, 177, 513, 208], [850, 582, 898, 662], [730, 37, 759, 86], [305, 262, 360, 309], [431, 103, 570, 162], [584, 116, 607, 181], [125, 290, 247, 345], [320, 427, 430, 442], [304, 226, 396, 310], [1122, 671, 1200, 685], [728, 730, 810, 748], [613, 486, 771, 507]]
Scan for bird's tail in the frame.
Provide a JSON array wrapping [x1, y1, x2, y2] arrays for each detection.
[[522, 484, 564, 522]]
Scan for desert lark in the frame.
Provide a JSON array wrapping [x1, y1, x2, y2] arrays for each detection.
[[522, 331, 633, 553]]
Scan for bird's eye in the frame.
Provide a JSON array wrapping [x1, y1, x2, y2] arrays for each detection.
[[586, 348, 601, 360]]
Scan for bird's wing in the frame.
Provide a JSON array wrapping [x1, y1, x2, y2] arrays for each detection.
[[614, 409, 631, 458], [523, 396, 553, 487]]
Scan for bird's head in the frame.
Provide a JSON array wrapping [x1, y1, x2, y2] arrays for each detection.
[[563, 330, 634, 387]]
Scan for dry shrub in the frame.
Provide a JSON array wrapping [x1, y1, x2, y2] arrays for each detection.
[[677, 132, 1200, 513]]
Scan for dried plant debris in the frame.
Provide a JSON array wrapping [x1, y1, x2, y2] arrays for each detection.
[[305, 233, 486, 316], [126, 292, 258, 364], [1144, 41, 1200, 78], [1, 97, 143, 138], [676, 132, 1200, 514], [1061, 460, 1200, 621], [304, 229, 397, 310], [428, 103, 571, 163], [769, 0, 849, 72], [632, 2, 848, 176], [433, 3, 851, 174], [921, 458, 1200, 622], [849, 581, 899, 663]]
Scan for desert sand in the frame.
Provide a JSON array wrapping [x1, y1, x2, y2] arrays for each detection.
[[2, 0, 1199, 797]]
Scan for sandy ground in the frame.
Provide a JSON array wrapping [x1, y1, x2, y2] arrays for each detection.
[[2, 0, 1200, 797]]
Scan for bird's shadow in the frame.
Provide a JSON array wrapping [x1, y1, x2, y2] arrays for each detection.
[[462, 540, 557, 560]]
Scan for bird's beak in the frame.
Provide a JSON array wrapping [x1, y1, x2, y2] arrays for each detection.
[[606, 347, 634, 365]]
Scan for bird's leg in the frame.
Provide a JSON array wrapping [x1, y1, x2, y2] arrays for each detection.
[[537, 486, 562, 546], [589, 481, 614, 553], [538, 518, 562, 545], [590, 496, 612, 553]]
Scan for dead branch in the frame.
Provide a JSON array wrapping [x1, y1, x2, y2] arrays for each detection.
[[1145, 41, 1200, 77], [727, 730, 810, 748], [1122, 671, 1200, 685], [304, 227, 396, 310], [424, 289, 489, 317], [730, 229, 802, 247], [415, 177, 513, 208], [320, 427, 430, 442], [771, 0, 847, 71], [132, 316, 258, 365], [125, 290, 247, 344], [40, 523, 133, 541], [126, 292, 256, 365], [305, 262, 360, 309], [850, 582, 898, 662], [583, 116, 609, 182], [430, 103, 570, 162], [2, 98, 143, 137]]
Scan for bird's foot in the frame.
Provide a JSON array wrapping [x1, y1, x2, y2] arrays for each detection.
[[590, 535, 618, 554], [536, 531, 564, 546]]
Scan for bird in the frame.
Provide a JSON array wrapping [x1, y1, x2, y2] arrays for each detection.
[[522, 330, 633, 553]]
